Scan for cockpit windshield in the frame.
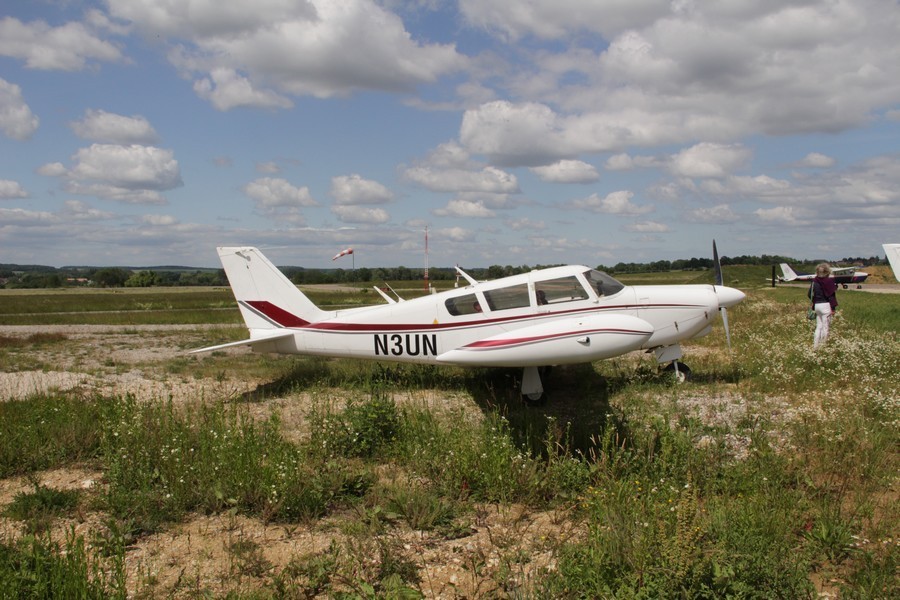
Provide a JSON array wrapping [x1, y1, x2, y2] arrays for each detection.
[[584, 269, 624, 297]]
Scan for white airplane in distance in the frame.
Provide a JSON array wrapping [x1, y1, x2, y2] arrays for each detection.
[[779, 263, 868, 288], [883, 244, 900, 282], [192, 243, 745, 401]]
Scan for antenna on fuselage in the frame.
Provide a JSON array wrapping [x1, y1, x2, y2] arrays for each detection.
[[455, 265, 478, 287]]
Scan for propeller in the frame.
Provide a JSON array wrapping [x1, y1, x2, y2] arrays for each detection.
[[713, 240, 732, 348]]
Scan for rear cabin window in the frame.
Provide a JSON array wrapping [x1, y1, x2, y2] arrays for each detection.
[[535, 276, 589, 305], [483, 284, 530, 311], [445, 293, 483, 316]]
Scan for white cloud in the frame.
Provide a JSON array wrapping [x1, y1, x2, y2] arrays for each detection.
[[70, 109, 159, 144], [605, 153, 660, 171], [256, 162, 280, 174], [569, 190, 653, 216], [140, 214, 179, 226], [0, 207, 55, 225], [456, 2, 900, 167], [193, 68, 293, 111], [459, 0, 668, 41], [403, 142, 519, 193], [530, 160, 599, 183], [669, 143, 752, 179], [405, 165, 519, 194], [70, 144, 181, 193], [0, 16, 124, 70], [436, 226, 475, 242], [41, 144, 183, 205], [243, 178, 317, 208], [755, 205, 807, 224], [331, 205, 390, 224], [625, 220, 669, 233], [330, 174, 394, 205], [0, 179, 28, 200], [0, 78, 39, 140], [796, 152, 836, 168], [460, 101, 571, 166], [433, 198, 495, 218], [59, 200, 116, 221], [37, 163, 67, 177], [111, 0, 463, 106], [507, 217, 545, 231], [698, 175, 793, 200], [689, 204, 739, 224]]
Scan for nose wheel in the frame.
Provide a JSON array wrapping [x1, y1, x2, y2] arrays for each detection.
[[662, 361, 692, 383], [521, 366, 551, 405]]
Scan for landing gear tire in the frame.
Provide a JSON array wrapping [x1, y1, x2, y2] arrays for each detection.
[[663, 362, 692, 383], [522, 391, 546, 406]]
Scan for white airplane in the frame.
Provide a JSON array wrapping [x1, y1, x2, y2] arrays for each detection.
[[192, 243, 745, 401], [779, 263, 868, 288], [884, 244, 900, 282]]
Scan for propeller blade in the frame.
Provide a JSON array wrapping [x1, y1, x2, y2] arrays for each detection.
[[713, 239, 723, 286], [721, 307, 732, 348], [714, 240, 732, 348]]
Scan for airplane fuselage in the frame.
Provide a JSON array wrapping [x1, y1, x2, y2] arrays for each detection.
[[239, 268, 738, 368], [194, 246, 746, 399]]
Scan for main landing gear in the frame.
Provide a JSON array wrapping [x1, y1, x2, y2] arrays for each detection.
[[655, 344, 692, 384]]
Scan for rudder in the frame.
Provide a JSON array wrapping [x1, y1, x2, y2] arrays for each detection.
[[218, 246, 329, 329], [884, 244, 900, 283]]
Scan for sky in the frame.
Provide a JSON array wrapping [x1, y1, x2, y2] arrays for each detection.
[[1, 0, 899, 270]]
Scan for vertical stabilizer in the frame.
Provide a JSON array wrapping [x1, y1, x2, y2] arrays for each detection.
[[218, 246, 329, 329], [884, 244, 900, 283], [779, 263, 799, 281]]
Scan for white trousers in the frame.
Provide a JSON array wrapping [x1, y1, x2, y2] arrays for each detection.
[[814, 302, 832, 348]]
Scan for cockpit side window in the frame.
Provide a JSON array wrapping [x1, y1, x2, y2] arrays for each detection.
[[584, 269, 624, 297], [483, 283, 530, 311], [534, 276, 589, 305], [444, 293, 483, 316]]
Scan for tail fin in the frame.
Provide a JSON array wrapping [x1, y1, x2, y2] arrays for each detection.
[[884, 244, 900, 283], [779, 263, 798, 281], [218, 246, 329, 330]]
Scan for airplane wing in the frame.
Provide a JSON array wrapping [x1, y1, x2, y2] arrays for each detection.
[[189, 331, 296, 354], [436, 313, 654, 367]]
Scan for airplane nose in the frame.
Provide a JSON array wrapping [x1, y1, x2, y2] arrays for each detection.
[[714, 285, 745, 308]]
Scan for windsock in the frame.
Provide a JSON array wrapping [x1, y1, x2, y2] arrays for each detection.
[[332, 247, 354, 261]]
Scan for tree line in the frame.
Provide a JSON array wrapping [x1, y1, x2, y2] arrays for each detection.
[[1, 253, 889, 289]]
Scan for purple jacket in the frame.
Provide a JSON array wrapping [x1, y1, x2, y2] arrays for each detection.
[[812, 276, 838, 310]]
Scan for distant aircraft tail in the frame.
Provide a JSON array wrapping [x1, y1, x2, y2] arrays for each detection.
[[779, 263, 799, 281], [217, 246, 329, 330], [884, 244, 900, 283]]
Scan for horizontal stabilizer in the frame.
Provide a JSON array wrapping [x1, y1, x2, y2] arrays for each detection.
[[189, 331, 295, 354]]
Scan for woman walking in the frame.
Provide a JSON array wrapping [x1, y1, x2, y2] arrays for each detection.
[[810, 263, 838, 348]]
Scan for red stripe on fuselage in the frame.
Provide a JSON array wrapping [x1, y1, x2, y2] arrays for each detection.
[[463, 328, 648, 350], [244, 301, 310, 327], [242, 300, 702, 333]]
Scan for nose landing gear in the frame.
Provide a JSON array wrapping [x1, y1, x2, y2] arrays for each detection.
[[662, 360, 692, 383]]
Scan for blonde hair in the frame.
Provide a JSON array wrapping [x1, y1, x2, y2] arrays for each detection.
[[816, 263, 832, 277]]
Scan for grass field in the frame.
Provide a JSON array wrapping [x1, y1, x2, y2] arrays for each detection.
[[1, 275, 897, 598]]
